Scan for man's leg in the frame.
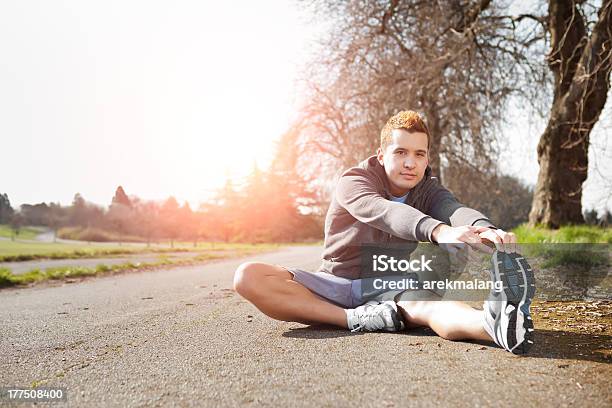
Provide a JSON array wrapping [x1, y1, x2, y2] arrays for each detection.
[[398, 251, 536, 352], [233, 262, 404, 332], [397, 299, 491, 342], [233, 262, 348, 327]]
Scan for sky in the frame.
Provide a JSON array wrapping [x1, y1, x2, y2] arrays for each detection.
[[1, 0, 321, 208], [1, 1, 610, 214]]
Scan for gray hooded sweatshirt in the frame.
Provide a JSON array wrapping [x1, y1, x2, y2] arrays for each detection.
[[318, 155, 495, 279]]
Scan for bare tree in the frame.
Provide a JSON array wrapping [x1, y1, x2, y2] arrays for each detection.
[[443, 163, 533, 230], [9, 212, 24, 241], [296, 0, 544, 186], [529, 0, 612, 227]]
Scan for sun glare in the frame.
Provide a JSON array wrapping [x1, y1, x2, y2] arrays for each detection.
[[1, 0, 319, 208]]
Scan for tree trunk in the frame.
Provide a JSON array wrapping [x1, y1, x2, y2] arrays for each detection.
[[421, 90, 442, 181], [529, 0, 612, 227], [529, 121, 588, 227], [425, 104, 442, 181]]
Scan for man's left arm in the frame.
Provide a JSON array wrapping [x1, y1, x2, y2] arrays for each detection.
[[427, 187, 518, 253], [426, 187, 493, 228]]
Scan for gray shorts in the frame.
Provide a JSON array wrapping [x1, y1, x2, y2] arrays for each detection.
[[285, 268, 407, 309]]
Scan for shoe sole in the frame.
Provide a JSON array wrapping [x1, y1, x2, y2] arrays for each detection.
[[491, 252, 536, 355], [384, 301, 405, 332]]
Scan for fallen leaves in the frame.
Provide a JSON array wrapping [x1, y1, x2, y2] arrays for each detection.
[[532, 300, 612, 336]]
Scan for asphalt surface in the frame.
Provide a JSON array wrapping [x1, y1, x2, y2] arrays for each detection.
[[1, 246, 610, 407]]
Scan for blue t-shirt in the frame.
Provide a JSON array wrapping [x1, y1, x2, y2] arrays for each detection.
[[389, 192, 409, 203]]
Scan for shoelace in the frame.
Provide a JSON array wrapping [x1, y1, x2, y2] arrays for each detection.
[[351, 309, 387, 332]]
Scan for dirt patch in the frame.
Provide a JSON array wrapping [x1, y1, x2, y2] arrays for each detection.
[[531, 300, 611, 363]]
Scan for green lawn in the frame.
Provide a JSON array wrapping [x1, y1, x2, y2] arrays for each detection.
[[0, 225, 44, 240], [0, 240, 283, 262], [512, 224, 612, 243], [0, 241, 140, 261], [512, 224, 611, 268], [0, 246, 275, 288]]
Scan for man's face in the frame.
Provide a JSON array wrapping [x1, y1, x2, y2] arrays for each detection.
[[377, 129, 429, 196]]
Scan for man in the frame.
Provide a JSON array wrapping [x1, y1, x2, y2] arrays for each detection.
[[234, 111, 535, 355]]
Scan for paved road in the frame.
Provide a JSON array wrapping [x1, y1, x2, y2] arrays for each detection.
[[1, 246, 610, 407]]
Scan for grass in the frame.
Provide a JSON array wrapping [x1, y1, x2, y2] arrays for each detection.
[[0, 240, 285, 262], [0, 225, 44, 240], [537, 247, 609, 268], [512, 224, 611, 268], [57, 226, 143, 242], [512, 224, 612, 243], [0, 241, 172, 262], [0, 247, 273, 288]]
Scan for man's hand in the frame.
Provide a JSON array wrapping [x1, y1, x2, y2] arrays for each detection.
[[432, 224, 494, 255], [477, 228, 518, 253]]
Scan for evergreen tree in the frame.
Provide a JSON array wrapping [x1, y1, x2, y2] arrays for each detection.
[[599, 211, 612, 227], [584, 209, 599, 225], [0, 193, 14, 224], [205, 179, 241, 242], [177, 202, 198, 245], [70, 193, 88, 227], [139, 201, 159, 246], [111, 186, 132, 208], [160, 196, 180, 247]]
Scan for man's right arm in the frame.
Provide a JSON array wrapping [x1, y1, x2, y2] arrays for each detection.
[[335, 167, 443, 242]]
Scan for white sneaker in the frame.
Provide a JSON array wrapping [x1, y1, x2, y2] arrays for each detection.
[[346, 300, 405, 332], [483, 251, 536, 354]]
